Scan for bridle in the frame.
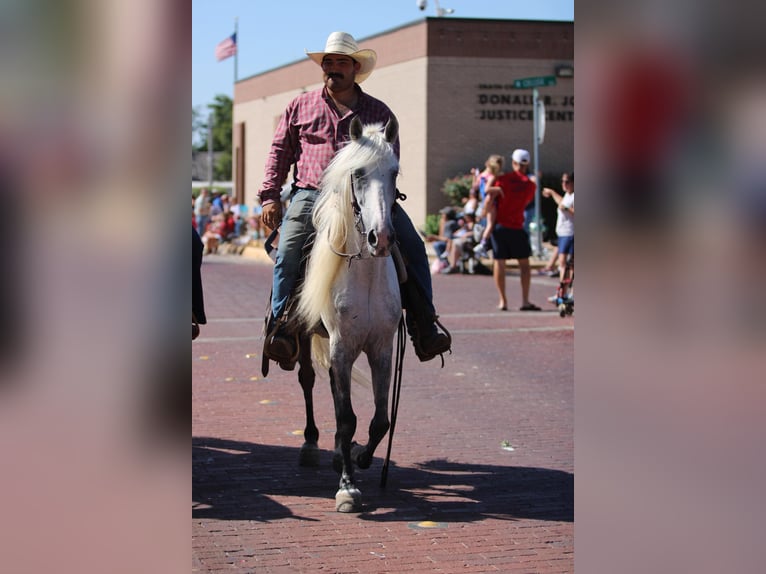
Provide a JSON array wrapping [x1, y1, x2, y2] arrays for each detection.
[[328, 169, 397, 262]]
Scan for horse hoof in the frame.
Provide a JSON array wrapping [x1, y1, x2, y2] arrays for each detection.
[[351, 443, 372, 469], [299, 443, 320, 467], [335, 487, 362, 513]]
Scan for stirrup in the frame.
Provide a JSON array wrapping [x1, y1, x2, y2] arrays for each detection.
[[409, 315, 452, 367], [261, 314, 300, 375]]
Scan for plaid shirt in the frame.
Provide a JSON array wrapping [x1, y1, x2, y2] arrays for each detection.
[[258, 85, 399, 205]]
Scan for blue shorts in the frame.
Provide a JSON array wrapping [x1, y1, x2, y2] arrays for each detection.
[[490, 226, 531, 260], [558, 235, 574, 255]]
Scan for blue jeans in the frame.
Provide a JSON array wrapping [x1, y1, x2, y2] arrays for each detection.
[[271, 189, 318, 320], [270, 190, 435, 320], [196, 215, 210, 234]]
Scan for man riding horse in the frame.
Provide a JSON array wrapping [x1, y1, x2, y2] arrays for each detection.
[[259, 31, 451, 369]]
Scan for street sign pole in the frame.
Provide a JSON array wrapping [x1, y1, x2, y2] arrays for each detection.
[[511, 76, 556, 260], [532, 88, 542, 259]]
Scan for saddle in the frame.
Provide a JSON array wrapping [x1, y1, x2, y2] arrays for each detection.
[[260, 242, 409, 377]]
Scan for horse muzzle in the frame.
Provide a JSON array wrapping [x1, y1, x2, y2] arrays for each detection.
[[367, 228, 395, 257]]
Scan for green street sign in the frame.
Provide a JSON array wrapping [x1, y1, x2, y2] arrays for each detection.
[[512, 76, 557, 89]]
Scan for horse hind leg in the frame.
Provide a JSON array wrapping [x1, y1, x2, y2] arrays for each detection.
[[297, 334, 320, 467]]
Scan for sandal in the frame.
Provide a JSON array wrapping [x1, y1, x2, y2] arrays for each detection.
[[519, 303, 541, 311]]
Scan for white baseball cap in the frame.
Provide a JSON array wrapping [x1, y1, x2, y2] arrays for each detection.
[[511, 149, 530, 164]]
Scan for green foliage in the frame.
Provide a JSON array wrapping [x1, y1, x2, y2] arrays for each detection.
[[214, 151, 232, 181], [441, 173, 473, 206], [423, 213, 441, 236], [192, 95, 233, 182], [419, 172, 475, 240], [192, 106, 207, 151], [208, 94, 233, 153]]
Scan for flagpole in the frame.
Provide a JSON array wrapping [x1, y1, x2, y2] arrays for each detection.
[[234, 17, 239, 84]]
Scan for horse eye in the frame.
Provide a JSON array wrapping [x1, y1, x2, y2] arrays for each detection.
[[353, 169, 365, 179]]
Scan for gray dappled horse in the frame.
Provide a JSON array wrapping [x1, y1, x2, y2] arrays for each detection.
[[292, 116, 402, 512]]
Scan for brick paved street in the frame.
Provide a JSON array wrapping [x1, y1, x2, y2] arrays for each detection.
[[193, 254, 573, 573]]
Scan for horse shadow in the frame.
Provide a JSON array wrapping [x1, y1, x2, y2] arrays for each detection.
[[193, 436, 573, 524]]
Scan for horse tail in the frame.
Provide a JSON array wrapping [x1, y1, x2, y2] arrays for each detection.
[[310, 335, 331, 370]]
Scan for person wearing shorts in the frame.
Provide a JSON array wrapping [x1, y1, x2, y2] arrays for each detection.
[[487, 149, 541, 311], [542, 172, 574, 300]]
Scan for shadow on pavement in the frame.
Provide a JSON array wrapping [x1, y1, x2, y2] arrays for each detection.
[[193, 436, 572, 524]]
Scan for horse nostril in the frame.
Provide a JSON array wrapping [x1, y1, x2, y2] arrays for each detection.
[[367, 229, 377, 247]]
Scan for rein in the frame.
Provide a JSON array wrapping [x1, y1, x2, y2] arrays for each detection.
[[327, 171, 399, 264], [327, 173, 365, 261], [380, 314, 406, 488]]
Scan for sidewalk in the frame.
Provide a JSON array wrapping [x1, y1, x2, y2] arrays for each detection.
[[239, 237, 554, 269]]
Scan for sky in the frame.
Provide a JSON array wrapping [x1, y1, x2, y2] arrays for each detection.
[[192, 0, 574, 112]]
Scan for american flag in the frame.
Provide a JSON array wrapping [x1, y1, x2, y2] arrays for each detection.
[[215, 33, 237, 62]]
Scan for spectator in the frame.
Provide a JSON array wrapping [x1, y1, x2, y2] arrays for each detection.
[[425, 206, 460, 265], [201, 214, 225, 254], [542, 172, 574, 301], [487, 149, 541, 311], [235, 201, 249, 237], [462, 186, 480, 218], [249, 202, 263, 240], [209, 192, 223, 217], [194, 188, 211, 234], [221, 210, 237, 242], [472, 154, 505, 258], [537, 244, 561, 277], [440, 211, 480, 274]]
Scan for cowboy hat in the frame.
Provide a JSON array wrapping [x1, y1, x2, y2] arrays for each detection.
[[306, 32, 377, 83]]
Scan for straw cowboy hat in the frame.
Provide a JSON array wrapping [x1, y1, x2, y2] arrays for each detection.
[[306, 32, 377, 83]]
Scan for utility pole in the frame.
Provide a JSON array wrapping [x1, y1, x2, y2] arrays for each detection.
[[207, 112, 214, 187]]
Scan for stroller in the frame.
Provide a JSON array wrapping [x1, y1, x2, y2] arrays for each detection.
[[555, 253, 574, 317]]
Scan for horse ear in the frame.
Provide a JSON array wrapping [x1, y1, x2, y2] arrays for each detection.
[[384, 114, 399, 144], [349, 116, 363, 141]]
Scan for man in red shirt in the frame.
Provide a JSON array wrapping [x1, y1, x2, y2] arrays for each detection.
[[486, 149, 542, 311], [258, 32, 451, 369]]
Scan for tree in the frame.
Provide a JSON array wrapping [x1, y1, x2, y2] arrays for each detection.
[[207, 94, 233, 180], [191, 95, 233, 180], [192, 106, 208, 152]]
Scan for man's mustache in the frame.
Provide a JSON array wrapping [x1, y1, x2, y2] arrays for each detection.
[[327, 72, 344, 80]]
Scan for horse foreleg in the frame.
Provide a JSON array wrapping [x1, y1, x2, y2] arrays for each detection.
[[297, 335, 320, 467], [329, 366, 361, 512], [352, 352, 392, 470]]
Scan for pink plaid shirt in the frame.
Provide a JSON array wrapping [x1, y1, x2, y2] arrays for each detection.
[[258, 86, 399, 205]]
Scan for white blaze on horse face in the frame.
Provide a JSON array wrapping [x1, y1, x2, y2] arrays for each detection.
[[357, 167, 396, 257]]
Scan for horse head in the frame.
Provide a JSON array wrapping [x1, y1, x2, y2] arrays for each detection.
[[348, 115, 399, 257]]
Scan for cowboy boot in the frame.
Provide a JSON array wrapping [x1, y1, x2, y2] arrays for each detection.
[[400, 280, 451, 362], [262, 311, 300, 371]]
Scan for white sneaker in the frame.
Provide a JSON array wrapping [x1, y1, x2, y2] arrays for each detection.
[[473, 243, 489, 258], [547, 294, 559, 303]]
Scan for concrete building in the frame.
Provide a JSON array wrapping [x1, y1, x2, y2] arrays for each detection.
[[233, 17, 573, 227]]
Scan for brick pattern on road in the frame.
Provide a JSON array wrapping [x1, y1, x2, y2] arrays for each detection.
[[193, 255, 573, 573]]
